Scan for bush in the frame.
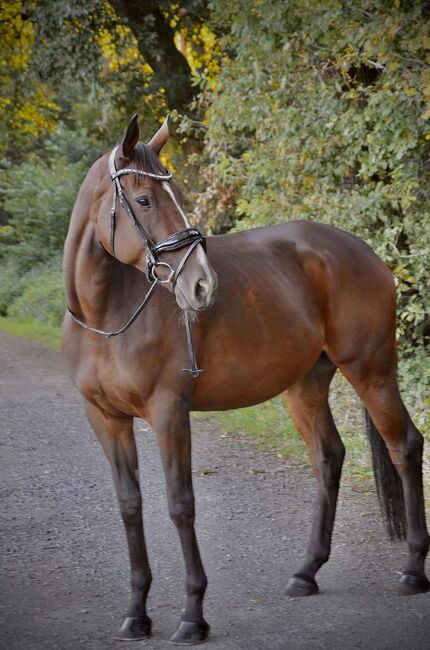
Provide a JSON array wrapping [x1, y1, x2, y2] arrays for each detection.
[[398, 346, 430, 436], [0, 260, 31, 316], [1, 152, 91, 272], [205, 0, 430, 348], [201, 0, 430, 434], [7, 262, 65, 327], [0, 123, 101, 322]]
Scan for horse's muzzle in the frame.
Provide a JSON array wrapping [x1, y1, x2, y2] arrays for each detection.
[[175, 268, 217, 312]]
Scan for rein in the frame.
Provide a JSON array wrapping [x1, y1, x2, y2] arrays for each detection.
[[66, 145, 205, 378]]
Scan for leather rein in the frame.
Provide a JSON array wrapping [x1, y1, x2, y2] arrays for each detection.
[[67, 145, 205, 378]]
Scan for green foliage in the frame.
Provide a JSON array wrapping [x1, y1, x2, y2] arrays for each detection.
[[398, 345, 430, 434], [204, 0, 430, 349], [0, 259, 31, 315], [8, 263, 64, 327], [29, 0, 115, 83], [0, 1, 60, 158], [0, 124, 100, 270], [0, 123, 101, 323]]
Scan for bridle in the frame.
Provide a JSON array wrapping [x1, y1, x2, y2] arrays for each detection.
[[67, 145, 206, 377], [107, 145, 205, 284]]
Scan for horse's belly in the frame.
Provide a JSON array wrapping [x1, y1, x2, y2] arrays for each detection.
[[191, 318, 323, 410], [191, 355, 319, 411]]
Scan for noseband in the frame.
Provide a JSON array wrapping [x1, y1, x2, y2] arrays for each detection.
[[108, 146, 205, 285], [67, 145, 206, 377]]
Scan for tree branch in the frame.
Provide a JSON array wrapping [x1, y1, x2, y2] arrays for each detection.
[[110, 0, 198, 114]]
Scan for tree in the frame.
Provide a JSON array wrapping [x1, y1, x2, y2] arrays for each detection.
[[203, 0, 430, 350], [110, 0, 209, 113], [0, 1, 59, 160], [29, 0, 211, 116]]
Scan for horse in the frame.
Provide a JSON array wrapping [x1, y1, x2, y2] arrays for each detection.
[[62, 114, 429, 645]]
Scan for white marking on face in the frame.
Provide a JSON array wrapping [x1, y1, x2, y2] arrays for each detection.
[[161, 181, 191, 228], [196, 245, 207, 266]]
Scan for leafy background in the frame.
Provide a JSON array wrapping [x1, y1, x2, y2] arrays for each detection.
[[1, 0, 429, 438]]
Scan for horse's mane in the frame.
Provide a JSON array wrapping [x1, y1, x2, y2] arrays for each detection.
[[132, 142, 169, 183]]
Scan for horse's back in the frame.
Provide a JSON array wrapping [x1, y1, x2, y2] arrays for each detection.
[[207, 220, 395, 327], [208, 221, 390, 275]]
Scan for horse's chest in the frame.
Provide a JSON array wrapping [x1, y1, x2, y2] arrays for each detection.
[[74, 341, 156, 418]]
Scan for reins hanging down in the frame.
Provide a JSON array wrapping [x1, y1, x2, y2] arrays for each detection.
[[67, 145, 205, 378], [67, 280, 159, 338]]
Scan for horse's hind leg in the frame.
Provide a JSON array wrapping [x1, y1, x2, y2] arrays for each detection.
[[284, 353, 344, 596], [337, 359, 430, 594], [85, 402, 152, 640]]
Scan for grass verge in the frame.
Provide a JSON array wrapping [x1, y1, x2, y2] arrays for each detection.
[[194, 372, 373, 486], [0, 317, 61, 350]]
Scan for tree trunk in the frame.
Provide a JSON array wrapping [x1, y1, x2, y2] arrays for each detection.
[[110, 0, 198, 114]]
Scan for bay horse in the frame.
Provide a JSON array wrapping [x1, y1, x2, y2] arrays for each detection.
[[62, 115, 429, 645]]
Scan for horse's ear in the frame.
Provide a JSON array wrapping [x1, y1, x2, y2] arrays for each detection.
[[147, 115, 170, 155], [120, 114, 139, 160]]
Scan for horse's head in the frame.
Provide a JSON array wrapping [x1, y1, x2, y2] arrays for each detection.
[[96, 115, 216, 312]]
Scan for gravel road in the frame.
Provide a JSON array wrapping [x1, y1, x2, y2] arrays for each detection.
[[1, 333, 429, 650]]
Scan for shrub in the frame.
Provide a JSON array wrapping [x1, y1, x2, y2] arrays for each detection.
[[7, 262, 65, 327], [205, 0, 430, 348]]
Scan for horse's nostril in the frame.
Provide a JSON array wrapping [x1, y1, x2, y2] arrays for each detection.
[[195, 280, 207, 301]]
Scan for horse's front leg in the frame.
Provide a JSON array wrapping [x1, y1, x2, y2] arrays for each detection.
[[148, 392, 209, 645], [85, 402, 152, 641]]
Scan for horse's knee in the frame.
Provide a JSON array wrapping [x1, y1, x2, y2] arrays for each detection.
[[169, 495, 195, 528], [119, 496, 143, 526], [186, 572, 208, 597], [315, 548, 330, 566]]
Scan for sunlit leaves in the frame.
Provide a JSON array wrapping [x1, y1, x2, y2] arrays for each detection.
[[0, 1, 60, 154]]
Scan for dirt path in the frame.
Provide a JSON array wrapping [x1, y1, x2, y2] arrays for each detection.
[[1, 333, 429, 650]]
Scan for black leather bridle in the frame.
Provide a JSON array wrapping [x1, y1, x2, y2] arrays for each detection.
[[67, 145, 206, 377], [107, 146, 206, 284]]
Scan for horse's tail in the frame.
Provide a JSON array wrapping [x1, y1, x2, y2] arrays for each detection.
[[365, 410, 406, 540]]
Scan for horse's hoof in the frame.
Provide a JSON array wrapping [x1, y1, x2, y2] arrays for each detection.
[[286, 575, 319, 597], [399, 574, 430, 595], [114, 615, 152, 641], [169, 620, 210, 645]]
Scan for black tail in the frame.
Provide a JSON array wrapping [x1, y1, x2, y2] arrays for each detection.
[[365, 410, 406, 540]]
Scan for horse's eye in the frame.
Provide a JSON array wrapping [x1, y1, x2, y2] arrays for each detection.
[[137, 196, 150, 207]]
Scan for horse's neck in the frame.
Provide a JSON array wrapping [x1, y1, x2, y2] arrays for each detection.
[[64, 215, 117, 324], [64, 163, 120, 326], [63, 162, 159, 332]]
